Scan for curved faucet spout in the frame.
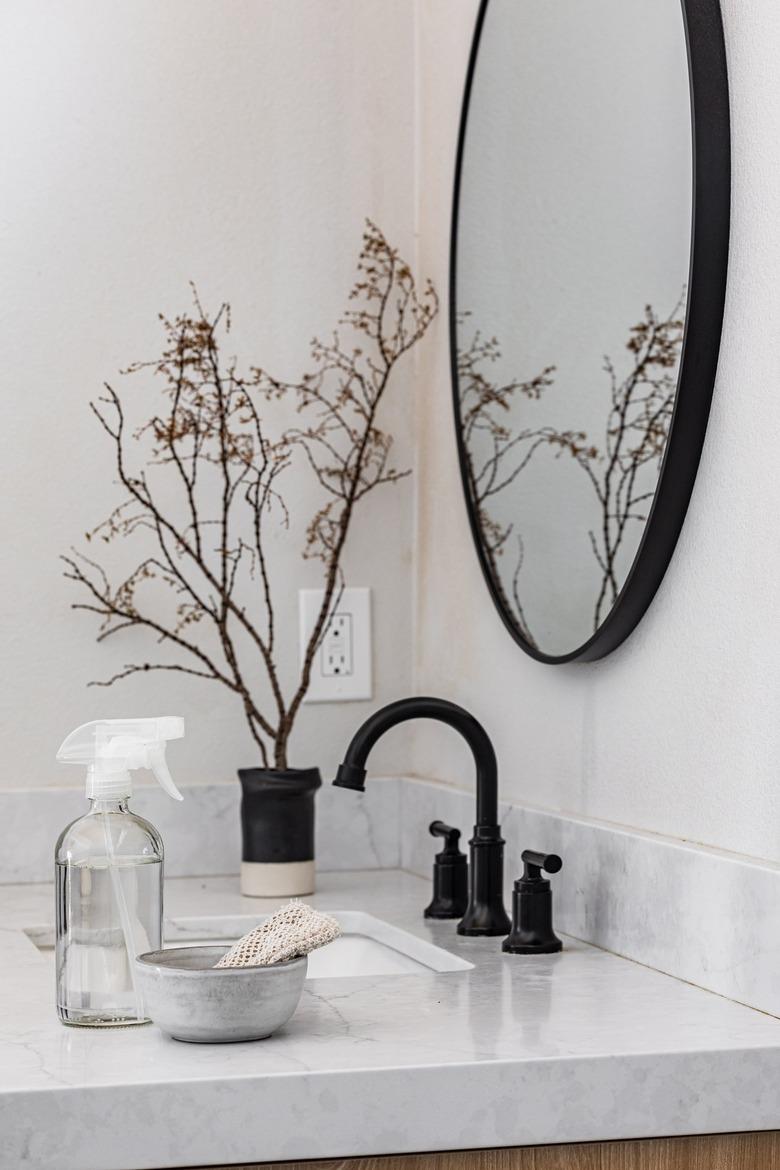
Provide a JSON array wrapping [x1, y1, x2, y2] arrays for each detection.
[[333, 696, 510, 937], [334, 696, 498, 827]]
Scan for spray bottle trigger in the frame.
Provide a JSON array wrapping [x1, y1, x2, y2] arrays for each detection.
[[147, 742, 184, 801]]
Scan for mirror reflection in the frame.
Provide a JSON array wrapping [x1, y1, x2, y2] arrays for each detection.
[[454, 0, 692, 657]]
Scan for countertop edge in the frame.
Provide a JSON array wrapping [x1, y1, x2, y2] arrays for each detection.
[[4, 1049, 780, 1170]]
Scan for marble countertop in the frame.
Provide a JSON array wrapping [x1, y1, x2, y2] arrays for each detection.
[[1, 870, 779, 1170]]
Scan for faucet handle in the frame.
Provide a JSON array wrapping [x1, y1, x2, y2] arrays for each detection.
[[424, 821, 468, 919], [503, 849, 563, 955], [520, 849, 562, 882], [429, 820, 462, 855]]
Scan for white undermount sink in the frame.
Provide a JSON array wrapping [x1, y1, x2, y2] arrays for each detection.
[[28, 911, 473, 980], [164, 911, 473, 978]]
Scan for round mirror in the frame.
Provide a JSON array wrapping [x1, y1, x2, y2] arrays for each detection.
[[451, 0, 729, 662]]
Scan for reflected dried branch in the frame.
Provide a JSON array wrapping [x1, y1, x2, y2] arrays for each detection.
[[458, 293, 684, 645]]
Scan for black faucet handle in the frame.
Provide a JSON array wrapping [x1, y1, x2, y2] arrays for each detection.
[[429, 820, 463, 856], [503, 849, 563, 955], [520, 849, 562, 883], [424, 820, 468, 919]]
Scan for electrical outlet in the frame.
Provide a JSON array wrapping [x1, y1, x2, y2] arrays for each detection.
[[299, 587, 372, 702], [321, 613, 353, 677]]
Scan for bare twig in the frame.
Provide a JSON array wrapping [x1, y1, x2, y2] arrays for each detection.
[[64, 221, 437, 768], [563, 294, 685, 629], [456, 293, 684, 641]]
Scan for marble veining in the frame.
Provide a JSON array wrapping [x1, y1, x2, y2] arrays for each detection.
[[1, 871, 779, 1170]]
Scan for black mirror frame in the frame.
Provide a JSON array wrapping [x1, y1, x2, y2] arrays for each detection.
[[449, 0, 730, 664]]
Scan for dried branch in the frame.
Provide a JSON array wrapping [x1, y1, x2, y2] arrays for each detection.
[[563, 294, 685, 629], [64, 221, 437, 768], [455, 319, 562, 645], [457, 293, 684, 642]]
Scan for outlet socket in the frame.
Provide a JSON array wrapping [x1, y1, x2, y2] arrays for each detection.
[[299, 587, 372, 702]]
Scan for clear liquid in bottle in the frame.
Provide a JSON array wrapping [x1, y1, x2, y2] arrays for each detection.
[[55, 803, 163, 1026]]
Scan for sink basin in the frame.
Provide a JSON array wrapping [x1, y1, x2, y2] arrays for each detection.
[[163, 911, 473, 978], [28, 911, 472, 980]]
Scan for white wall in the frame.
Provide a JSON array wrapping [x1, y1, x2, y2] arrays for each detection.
[[412, 0, 780, 863], [0, 0, 419, 788], [5, 0, 779, 869]]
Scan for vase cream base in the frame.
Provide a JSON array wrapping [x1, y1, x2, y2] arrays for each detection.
[[240, 860, 316, 898]]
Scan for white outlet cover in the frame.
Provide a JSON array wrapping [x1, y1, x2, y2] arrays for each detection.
[[299, 587, 372, 703]]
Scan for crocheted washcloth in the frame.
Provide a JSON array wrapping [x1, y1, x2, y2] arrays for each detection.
[[214, 901, 341, 968]]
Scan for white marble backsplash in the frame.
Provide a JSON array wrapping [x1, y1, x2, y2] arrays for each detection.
[[400, 776, 780, 1019], [0, 775, 400, 884], [4, 772, 780, 1016]]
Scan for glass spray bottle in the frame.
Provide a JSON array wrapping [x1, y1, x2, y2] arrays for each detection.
[[54, 717, 184, 1027]]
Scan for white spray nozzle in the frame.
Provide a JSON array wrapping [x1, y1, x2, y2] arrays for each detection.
[[56, 717, 185, 801]]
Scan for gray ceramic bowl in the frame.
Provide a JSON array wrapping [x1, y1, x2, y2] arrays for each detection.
[[135, 945, 307, 1043]]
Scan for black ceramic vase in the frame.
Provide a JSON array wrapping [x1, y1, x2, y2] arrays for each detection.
[[238, 767, 322, 897]]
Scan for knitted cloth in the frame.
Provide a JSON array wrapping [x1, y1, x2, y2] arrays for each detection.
[[214, 901, 341, 968]]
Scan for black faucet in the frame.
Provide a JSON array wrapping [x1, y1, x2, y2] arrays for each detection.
[[333, 697, 511, 937]]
